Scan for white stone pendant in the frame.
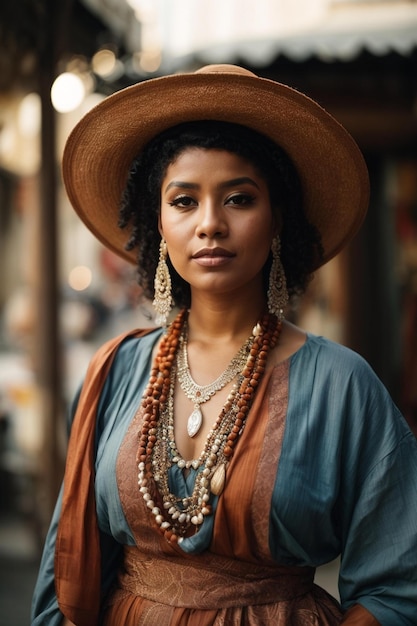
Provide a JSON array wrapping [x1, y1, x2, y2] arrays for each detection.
[[187, 406, 203, 438]]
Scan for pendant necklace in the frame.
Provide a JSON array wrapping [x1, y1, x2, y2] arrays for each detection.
[[176, 327, 252, 437]]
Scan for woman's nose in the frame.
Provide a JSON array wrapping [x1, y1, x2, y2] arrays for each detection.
[[195, 202, 228, 238]]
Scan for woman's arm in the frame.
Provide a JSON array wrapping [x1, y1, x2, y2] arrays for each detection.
[[341, 604, 381, 625], [337, 365, 417, 625]]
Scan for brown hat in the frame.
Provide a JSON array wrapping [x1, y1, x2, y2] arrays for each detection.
[[62, 64, 369, 268]]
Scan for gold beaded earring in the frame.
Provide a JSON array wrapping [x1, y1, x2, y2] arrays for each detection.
[[153, 238, 173, 326], [267, 236, 288, 318]]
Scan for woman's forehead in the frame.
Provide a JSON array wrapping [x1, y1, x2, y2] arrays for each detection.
[[162, 147, 268, 187]]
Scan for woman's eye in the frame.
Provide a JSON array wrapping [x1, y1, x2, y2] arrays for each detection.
[[227, 193, 255, 206], [168, 195, 195, 208]]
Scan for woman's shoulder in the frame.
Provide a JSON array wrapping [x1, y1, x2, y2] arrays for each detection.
[[91, 325, 162, 364], [289, 331, 398, 410], [288, 332, 415, 454], [70, 328, 162, 419], [275, 322, 370, 375], [295, 331, 374, 375], [77, 326, 163, 401]]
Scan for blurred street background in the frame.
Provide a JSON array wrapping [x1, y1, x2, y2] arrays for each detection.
[[1, 1, 417, 623]]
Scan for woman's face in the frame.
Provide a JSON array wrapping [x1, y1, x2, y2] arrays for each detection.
[[159, 147, 277, 300]]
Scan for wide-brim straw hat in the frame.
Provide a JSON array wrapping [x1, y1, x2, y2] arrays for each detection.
[[62, 64, 369, 268]]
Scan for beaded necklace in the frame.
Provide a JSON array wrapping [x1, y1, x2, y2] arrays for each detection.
[[137, 308, 282, 544]]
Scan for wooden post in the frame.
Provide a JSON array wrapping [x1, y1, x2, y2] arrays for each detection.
[[35, 0, 74, 526]]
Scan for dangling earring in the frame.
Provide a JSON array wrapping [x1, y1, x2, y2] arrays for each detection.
[[153, 238, 173, 327], [267, 236, 288, 318]]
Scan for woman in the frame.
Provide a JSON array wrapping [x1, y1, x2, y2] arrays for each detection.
[[32, 65, 417, 625]]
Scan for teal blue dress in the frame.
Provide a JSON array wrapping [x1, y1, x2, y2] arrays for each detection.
[[31, 330, 417, 625]]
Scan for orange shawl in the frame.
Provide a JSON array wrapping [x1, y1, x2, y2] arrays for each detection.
[[55, 329, 153, 626]]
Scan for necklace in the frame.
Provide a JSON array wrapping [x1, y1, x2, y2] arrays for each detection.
[[136, 308, 282, 544], [177, 327, 252, 438]]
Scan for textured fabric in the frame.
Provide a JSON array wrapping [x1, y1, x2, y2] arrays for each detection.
[[31, 330, 417, 626], [103, 384, 342, 625], [104, 575, 341, 626]]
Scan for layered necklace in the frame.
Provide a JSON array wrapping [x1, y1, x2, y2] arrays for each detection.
[[137, 308, 282, 544], [177, 326, 252, 438]]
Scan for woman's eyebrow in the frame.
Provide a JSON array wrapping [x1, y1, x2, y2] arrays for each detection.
[[219, 177, 260, 190], [164, 181, 199, 192], [164, 177, 260, 193]]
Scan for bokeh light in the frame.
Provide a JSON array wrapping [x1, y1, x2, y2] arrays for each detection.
[[51, 72, 86, 113], [68, 266, 93, 291]]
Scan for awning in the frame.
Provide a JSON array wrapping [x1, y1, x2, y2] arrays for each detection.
[[80, 0, 417, 70], [159, 1, 417, 65], [193, 17, 417, 65]]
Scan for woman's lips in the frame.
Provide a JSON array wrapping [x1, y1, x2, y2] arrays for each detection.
[[192, 247, 235, 267]]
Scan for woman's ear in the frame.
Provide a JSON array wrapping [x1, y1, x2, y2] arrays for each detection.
[[272, 207, 283, 236], [158, 214, 163, 238]]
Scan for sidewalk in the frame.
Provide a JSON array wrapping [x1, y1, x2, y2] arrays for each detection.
[[0, 513, 40, 626]]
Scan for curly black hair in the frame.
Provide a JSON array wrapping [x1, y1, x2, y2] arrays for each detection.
[[118, 120, 323, 309]]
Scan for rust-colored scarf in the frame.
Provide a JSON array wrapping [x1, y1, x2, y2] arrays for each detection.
[[54, 329, 152, 626]]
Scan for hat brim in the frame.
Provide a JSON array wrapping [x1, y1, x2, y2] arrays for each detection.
[[62, 69, 369, 269]]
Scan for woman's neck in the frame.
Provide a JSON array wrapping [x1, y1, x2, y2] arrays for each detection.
[[186, 290, 267, 344]]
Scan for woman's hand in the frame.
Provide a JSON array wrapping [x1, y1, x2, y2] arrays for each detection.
[[62, 618, 76, 626]]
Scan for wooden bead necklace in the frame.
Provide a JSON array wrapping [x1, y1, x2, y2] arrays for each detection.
[[136, 308, 282, 544]]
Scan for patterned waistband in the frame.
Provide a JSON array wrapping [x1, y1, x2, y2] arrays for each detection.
[[118, 545, 315, 610]]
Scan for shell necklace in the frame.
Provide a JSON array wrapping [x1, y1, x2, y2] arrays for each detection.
[[136, 308, 282, 544], [176, 327, 252, 438]]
